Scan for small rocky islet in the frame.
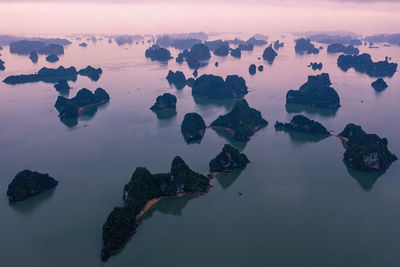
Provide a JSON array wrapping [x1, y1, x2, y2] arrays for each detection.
[[150, 93, 177, 111], [295, 38, 319, 54], [209, 144, 250, 172], [286, 73, 340, 109], [145, 44, 172, 61], [166, 70, 187, 89], [181, 112, 206, 142], [7, 170, 58, 202], [327, 43, 359, 55], [308, 62, 323, 70], [337, 53, 397, 77], [371, 78, 388, 91], [210, 99, 268, 141], [192, 74, 248, 99], [262, 45, 277, 63], [339, 124, 397, 171], [275, 115, 329, 135]]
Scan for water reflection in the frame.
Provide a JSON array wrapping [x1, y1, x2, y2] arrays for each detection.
[[211, 127, 247, 151], [141, 195, 193, 219], [285, 103, 338, 118], [216, 168, 245, 189], [9, 188, 56, 214], [345, 166, 384, 191], [152, 109, 177, 120], [276, 129, 330, 145], [193, 95, 236, 111]]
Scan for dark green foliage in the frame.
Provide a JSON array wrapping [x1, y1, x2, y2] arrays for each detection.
[[150, 93, 177, 110], [339, 124, 397, 171], [181, 112, 206, 142], [101, 157, 209, 261], [262, 45, 277, 63], [192, 74, 248, 100], [209, 144, 250, 172], [371, 78, 388, 92], [337, 53, 397, 77], [295, 38, 319, 54], [211, 99, 268, 141], [145, 44, 172, 61], [275, 115, 329, 135], [286, 73, 340, 108], [7, 170, 58, 202]]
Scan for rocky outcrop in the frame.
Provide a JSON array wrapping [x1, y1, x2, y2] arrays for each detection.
[[308, 62, 323, 70], [204, 40, 230, 51], [145, 44, 172, 61], [192, 74, 248, 99], [78, 66, 103, 81], [275, 115, 329, 135], [249, 64, 256, 75], [101, 156, 210, 261], [210, 99, 268, 141], [79, 42, 88, 47], [273, 40, 284, 50], [181, 112, 206, 142], [54, 79, 71, 91], [286, 73, 340, 109], [295, 38, 319, 54], [45, 54, 59, 63], [327, 43, 359, 55], [166, 70, 186, 89], [0, 59, 4, 71], [262, 45, 277, 63], [371, 78, 388, 92], [339, 124, 397, 171], [7, 170, 58, 202], [29, 51, 38, 63], [246, 37, 267, 46], [230, 48, 241, 58], [214, 45, 229, 56], [258, 65, 264, 72], [3, 66, 78, 84], [209, 144, 250, 172], [337, 53, 397, 77], [150, 93, 177, 110], [10, 40, 64, 55], [238, 43, 253, 51]]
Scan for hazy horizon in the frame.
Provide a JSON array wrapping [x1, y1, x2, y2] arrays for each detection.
[[0, 0, 399, 37]]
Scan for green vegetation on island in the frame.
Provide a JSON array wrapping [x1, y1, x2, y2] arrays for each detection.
[[7, 170, 58, 202], [210, 99, 268, 141], [275, 115, 329, 135], [101, 156, 210, 261], [192, 74, 248, 99], [181, 112, 207, 142], [150, 93, 177, 111], [209, 144, 250, 172], [339, 124, 397, 171]]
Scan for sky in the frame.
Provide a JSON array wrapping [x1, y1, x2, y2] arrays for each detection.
[[0, 0, 398, 36]]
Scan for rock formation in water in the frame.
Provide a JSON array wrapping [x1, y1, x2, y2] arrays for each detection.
[[54, 88, 110, 120], [339, 124, 397, 171], [193, 69, 198, 78], [150, 93, 177, 111], [45, 54, 59, 63], [10, 40, 64, 55], [230, 48, 241, 58], [176, 44, 211, 69], [189, 43, 211, 60], [7, 170, 58, 202], [54, 79, 71, 91], [145, 44, 173, 61], [275, 115, 329, 135], [186, 78, 195, 87], [0, 59, 4, 71], [337, 53, 397, 77], [181, 112, 206, 142], [308, 62, 323, 70], [286, 73, 340, 109], [78, 66, 103, 81], [156, 36, 202, 50], [214, 45, 229, 56], [258, 65, 264, 72], [79, 42, 88, 47], [29, 51, 38, 63], [262, 45, 277, 63], [192, 74, 248, 99], [246, 37, 267, 46], [209, 144, 250, 172], [3, 66, 78, 84], [327, 43, 359, 55], [273, 40, 284, 50], [204, 40, 230, 51], [238, 43, 253, 51], [210, 99, 268, 141], [371, 78, 388, 92], [166, 70, 186, 89], [249, 64, 256, 75], [38, 44, 64, 55], [295, 38, 319, 54], [101, 156, 210, 261]]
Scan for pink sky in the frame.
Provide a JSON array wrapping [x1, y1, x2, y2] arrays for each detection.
[[0, 0, 399, 36]]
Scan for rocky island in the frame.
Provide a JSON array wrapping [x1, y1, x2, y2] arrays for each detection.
[[295, 38, 319, 54], [238, 43, 253, 51], [327, 43, 359, 55], [150, 93, 177, 111], [101, 156, 210, 261], [262, 45, 277, 63], [275, 115, 329, 135], [55, 88, 110, 120], [192, 74, 248, 99], [145, 44, 172, 61], [308, 62, 323, 70], [0, 59, 4, 71], [54, 79, 71, 91], [29, 51, 38, 63], [286, 73, 340, 109], [214, 45, 229, 56], [7, 170, 58, 202], [209, 144, 250, 172], [338, 124, 397, 171], [3, 66, 78, 84], [337, 53, 398, 77], [45, 54, 59, 63], [210, 99, 268, 141], [78, 66, 103, 81], [249, 64, 256, 75], [230, 48, 241, 58], [371, 78, 388, 92], [166, 70, 186, 89], [181, 112, 206, 142]]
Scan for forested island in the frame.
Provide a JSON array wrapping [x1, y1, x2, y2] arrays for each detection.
[[337, 53, 397, 77], [209, 144, 250, 172], [275, 115, 329, 135], [181, 112, 207, 142], [192, 74, 248, 99]]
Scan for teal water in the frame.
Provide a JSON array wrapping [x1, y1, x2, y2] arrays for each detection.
[[0, 36, 400, 267]]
